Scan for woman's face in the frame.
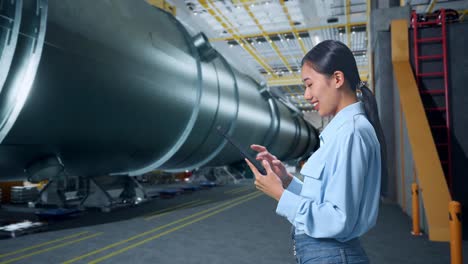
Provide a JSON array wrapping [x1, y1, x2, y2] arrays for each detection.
[[301, 63, 340, 117]]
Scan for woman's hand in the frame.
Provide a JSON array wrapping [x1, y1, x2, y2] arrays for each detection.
[[245, 159, 284, 201], [250, 144, 292, 188]]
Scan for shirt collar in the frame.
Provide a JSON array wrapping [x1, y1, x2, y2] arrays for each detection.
[[319, 101, 365, 145]]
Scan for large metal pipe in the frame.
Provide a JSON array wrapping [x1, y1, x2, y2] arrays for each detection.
[[0, 0, 318, 181]]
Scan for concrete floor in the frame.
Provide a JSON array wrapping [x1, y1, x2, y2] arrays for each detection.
[[0, 181, 466, 264]]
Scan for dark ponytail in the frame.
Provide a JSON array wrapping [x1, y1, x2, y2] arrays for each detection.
[[360, 85, 387, 176], [302, 40, 387, 177]]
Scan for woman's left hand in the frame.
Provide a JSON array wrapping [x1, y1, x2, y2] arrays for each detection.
[[245, 159, 284, 201]]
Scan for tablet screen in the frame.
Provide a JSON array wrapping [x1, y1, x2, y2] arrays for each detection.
[[216, 126, 266, 175]]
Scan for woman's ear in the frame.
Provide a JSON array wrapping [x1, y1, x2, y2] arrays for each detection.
[[333, 71, 345, 89]]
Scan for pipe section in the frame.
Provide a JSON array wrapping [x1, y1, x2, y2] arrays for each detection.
[[0, 0, 318, 181]]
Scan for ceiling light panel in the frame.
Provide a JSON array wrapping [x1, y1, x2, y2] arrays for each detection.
[[183, 0, 371, 105]]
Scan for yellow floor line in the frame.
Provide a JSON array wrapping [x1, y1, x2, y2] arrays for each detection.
[[0, 231, 90, 258], [0, 232, 103, 264], [88, 192, 263, 264], [230, 187, 254, 194], [223, 186, 251, 194], [143, 199, 202, 218], [62, 191, 259, 264], [144, 199, 212, 221]]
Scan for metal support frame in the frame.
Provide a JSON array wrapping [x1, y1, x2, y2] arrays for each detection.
[[213, 166, 245, 185], [34, 175, 85, 208], [190, 166, 246, 185], [80, 176, 147, 212], [36, 179, 66, 207]]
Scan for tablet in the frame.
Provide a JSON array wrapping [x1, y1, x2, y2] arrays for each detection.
[[216, 126, 266, 175]]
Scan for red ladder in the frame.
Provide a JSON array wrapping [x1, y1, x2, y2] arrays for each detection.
[[411, 9, 452, 193]]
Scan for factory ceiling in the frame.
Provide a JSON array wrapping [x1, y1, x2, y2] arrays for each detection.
[[164, 0, 467, 112]]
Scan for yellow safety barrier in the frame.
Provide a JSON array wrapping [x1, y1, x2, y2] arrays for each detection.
[[449, 201, 463, 264], [411, 183, 422, 236]]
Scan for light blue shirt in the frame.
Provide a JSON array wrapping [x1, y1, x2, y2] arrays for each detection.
[[276, 102, 381, 242]]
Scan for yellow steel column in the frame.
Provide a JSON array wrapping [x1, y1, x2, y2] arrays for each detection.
[[449, 201, 463, 264], [366, 0, 373, 91], [346, 0, 351, 48], [411, 183, 423, 235], [400, 103, 406, 213]]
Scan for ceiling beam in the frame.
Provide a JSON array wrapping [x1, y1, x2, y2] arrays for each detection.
[[199, 0, 277, 76], [240, 0, 293, 73], [209, 22, 367, 42], [267, 71, 369, 87], [279, 0, 308, 55], [426, 0, 438, 13], [346, 0, 351, 47], [267, 75, 302, 86], [460, 10, 467, 22]]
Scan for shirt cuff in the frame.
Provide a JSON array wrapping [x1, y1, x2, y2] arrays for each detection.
[[276, 189, 302, 224], [287, 176, 303, 195]]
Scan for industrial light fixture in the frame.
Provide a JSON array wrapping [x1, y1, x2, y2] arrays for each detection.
[[313, 34, 320, 45]]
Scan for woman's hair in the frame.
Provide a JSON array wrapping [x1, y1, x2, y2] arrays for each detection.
[[301, 40, 387, 179]]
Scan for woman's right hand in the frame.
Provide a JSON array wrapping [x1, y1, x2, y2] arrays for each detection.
[[250, 144, 292, 188]]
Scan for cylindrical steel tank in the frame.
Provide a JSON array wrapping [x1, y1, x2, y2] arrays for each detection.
[[0, 0, 318, 181]]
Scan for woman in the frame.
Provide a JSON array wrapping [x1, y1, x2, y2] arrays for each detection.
[[245, 40, 386, 264]]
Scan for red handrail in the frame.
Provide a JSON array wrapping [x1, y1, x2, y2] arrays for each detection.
[[440, 9, 453, 192], [411, 9, 453, 193]]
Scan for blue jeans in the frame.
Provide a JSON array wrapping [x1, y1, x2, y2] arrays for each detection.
[[292, 232, 370, 264]]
